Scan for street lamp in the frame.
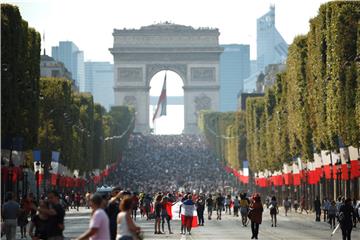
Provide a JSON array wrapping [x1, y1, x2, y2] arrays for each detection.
[[335, 159, 342, 197], [346, 161, 351, 198]]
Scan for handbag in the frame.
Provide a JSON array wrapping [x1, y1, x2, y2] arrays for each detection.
[[247, 208, 254, 220]]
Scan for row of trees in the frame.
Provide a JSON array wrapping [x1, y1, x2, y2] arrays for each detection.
[[247, 1, 359, 172], [1, 4, 41, 150], [198, 111, 247, 170], [1, 4, 135, 174], [38, 77, 135, 173], [199, 1, 360, 173]]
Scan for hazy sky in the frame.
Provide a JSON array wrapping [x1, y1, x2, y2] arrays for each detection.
[[7, 0, 329, 62], [5, 0, 329, 134]]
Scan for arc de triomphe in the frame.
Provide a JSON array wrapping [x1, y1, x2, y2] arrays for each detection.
[[109, 23, 223, 133]]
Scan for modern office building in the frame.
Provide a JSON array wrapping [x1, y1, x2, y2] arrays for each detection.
[[40, 54, 78, 91], [84, 61, 114, 110], [256, 5, 288, 72], [220, 44, 250, 112], [51, 41, 85, 90], [243, 5, 288, 93]]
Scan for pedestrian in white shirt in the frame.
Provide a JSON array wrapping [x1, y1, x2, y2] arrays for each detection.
[[76, 194, 110, 240]]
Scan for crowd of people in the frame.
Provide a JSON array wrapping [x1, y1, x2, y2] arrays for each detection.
[[109, 134, 238, 194], [1, 134, 360, 240]]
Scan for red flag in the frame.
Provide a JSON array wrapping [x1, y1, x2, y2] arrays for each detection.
[[341, 164, 349, 180], [293, 173, 301, 186], [350, 160, 360, 179], [50, 174, 57, 186], [324, 165, 332, 179]]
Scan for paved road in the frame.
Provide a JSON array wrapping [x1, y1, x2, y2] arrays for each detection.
[[62, 207, 360, 240], [4, 207, 360, 239]]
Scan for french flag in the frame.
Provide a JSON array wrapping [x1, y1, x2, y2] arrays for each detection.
[[152, 73, 167, 122], [179, 199, 198, 228]]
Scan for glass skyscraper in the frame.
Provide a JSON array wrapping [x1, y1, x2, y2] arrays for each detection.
[[51, 41, 85, 90], [84, 61, 114, 110], [256, 5, 288, 72], [244, 5, 288, 93], [220, 44, 250, 112]]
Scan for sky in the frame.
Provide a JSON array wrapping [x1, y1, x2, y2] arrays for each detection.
[[6, 0, 329, 62], [4, 0, 329, 134]]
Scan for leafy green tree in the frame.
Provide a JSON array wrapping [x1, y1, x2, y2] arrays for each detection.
[[1, 4, 40, 150]]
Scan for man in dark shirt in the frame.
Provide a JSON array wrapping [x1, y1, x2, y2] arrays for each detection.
[[314, 196, 321, 222], [105, 187, 121, 240], [339, 198, 354, 240], [37, 190, 65, 240], [216, 193, 224, 220], [2, 192, 20, 240], [206, 194, 213, 220]]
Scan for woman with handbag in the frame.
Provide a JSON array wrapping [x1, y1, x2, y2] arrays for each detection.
[[117, 196, 141, 240], [248, 193, 263, 240]]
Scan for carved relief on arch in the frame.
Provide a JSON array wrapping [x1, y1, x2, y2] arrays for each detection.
[[194, 94, 212, 118], [146, 64, 187, 86], [123, 96, 137, 107]]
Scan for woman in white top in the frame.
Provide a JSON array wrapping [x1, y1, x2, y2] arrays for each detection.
[[117, 196, 141, 240]]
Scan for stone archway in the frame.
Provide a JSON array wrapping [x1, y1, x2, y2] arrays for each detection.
[[110, 23, 223, 133]]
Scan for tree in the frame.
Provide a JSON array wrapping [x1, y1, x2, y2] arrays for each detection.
[[1, 4, 41, 150]]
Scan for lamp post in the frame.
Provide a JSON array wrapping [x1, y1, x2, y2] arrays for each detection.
[[346, 161, 351, 198], [303, 169, 308, 209], [21, 165, 29, 196], [336, 160, 342, 198]]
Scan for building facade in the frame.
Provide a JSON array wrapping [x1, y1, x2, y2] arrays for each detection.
[[84, 61, 114, 110], [220, 44, 250, 112], [40, 54, 77, 91], [256, 5, 288, 72], [110, 23, 223, 133], [243, 5, 288, 93], [51, 41, 85, 90]]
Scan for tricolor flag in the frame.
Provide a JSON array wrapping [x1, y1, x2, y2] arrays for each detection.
[[178, 199, 198, 228], [152, 73, 167, 122]]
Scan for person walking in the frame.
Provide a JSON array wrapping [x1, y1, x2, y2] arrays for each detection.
[[131, 193, 139, 221], [196, 195, 205, 226], [29, 199, 49, 240], [154, 194, 163, 234], [1, 192, 20, 240], [36, 190, 65, 240], [240, 193, 249, 226], [322, 197, 330, 222], [225, 195, 231, 215], [179, 194, 188, 234], [269, 196, 278, 227], [106, 187, 121, 240], [206, 194, 213, 220], [248, 194, 263, 239], [18, 196, 29, 239], [215, 193, 224, 220], [182, 194, 196, 235], [314, 196, 321, 222], [328, 200, 337, 229], [233, 196, 240, 217], [116, 196, 141, 240], [300, 196, 308, 214], [76, 194, 110, 240], [283, 197, 291, 216], [338, 198, 354, 240]]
